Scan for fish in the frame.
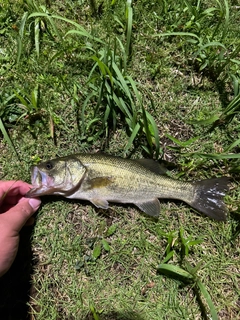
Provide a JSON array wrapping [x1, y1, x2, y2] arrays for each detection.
[[25, 153, 230, 221]]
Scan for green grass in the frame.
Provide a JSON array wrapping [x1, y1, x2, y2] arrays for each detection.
[[0, 0, 240, 319]]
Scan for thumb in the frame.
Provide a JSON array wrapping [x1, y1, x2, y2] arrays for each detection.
[[1, 198, 41, 233]]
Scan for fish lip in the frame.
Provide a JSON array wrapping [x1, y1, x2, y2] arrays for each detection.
[[31, 166, 41, 187], [26, 166, 55, 197]]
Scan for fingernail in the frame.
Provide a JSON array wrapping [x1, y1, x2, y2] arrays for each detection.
[[29, 198, 41, 210]]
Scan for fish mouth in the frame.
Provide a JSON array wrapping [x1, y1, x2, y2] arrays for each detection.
[[25, 166, 55, 197]]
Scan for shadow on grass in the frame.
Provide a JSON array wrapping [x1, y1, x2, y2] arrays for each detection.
[[0, 226, 34, 320]]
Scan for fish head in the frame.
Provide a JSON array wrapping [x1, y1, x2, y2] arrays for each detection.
[[26, 156, 86, 197]]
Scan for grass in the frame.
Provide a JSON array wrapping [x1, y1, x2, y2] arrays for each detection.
[[0, 0, 240, 319]]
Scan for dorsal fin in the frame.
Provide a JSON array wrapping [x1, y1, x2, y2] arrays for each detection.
[[135, 159, 167, 175]]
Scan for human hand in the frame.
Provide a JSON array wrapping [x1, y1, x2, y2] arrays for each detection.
[[0, 180, 41, 277]]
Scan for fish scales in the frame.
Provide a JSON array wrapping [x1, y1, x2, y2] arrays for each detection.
[[26, 153, 229, 221], [78, 154, 194, 202]]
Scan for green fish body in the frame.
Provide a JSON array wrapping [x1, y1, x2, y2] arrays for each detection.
[[26, 153, 229, 220]]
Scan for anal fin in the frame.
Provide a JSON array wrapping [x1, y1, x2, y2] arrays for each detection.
[[135, 199, 160, 217]]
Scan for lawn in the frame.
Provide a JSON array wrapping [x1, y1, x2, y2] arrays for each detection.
[[0, 0, 239, 319]]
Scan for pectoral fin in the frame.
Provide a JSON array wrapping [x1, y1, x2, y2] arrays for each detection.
[[86, 177, 114, 190], [91, 198, 109, 209], [135, 199, 160, 217]]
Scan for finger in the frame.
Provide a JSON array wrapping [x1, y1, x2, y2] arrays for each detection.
[[0, 181, 32, 199], [1, 195, 22, 206], [0, 196, 27, 213], [1, 197, 41, 232]]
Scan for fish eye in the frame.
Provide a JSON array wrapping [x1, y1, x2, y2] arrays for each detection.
[[45, 161, 53, 170]]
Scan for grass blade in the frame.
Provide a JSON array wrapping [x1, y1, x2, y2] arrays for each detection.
[[0, 118, 18, 157], [125, 0, 133, 58], [34, 17, 40, 58], [166, 134, 199, 148], [196, 41, 227, 56], [125, 122, 141, 152], [157, 264, 194, 282], [224, 139, 240, 152], [154, 31, 200, 42], [197, 280, 218, 320], [181, 152, 240, 159], [220, 92, 240, 122], [28, 12, 103, 43], [141, 105, 153, 149], [188, 114, 220, 125], [112, 62, 132, 103], [222, 0, 229, 40], [116, 37, 127, 74], [145, 110, 160, 158], [17, 12, 28, 64]]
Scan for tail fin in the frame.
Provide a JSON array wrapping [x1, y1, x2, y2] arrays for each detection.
[[190, 177, 229, 221]]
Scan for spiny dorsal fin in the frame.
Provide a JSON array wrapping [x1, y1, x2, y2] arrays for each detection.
[[135, 159, 167, 175]]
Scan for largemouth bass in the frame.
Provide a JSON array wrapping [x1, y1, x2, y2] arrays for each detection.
[[26, 153, 229, 221]]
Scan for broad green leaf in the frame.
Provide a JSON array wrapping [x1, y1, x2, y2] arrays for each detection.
[[101, 239, 110, 252], [90, 305, 101, 320], [158, 264, 194, 282], [14, 91, 29, 109], [34, 17, 40, 58], [154, 32, 200, 42], [116, 36, 127, 73], [112, 62, 132, 102], [126, 0, 132, 57], [196, 42, 227, 56], [81, 92, 96, 134], [230, 59, 240, 65], [17, 12, 28, 64], [222, 92, 240, 116], [224, 139, 240, 152], [125, 122, 141, 151], [19, 12, 28, 39], [106, 224, 117, 237], [28, 12, 103, 43], [197, 280, 218, 320], [16, 36, 23, 65], [146, 110, 160, 158], [126, 76, 142, 105], [111, 91, 132, 120], [202, 7, 218, 15], [181, 152, 240, 159], [162, 251, 174, 264], [91, 55, 107, 76], [188, 114, 220, 125], [92, 243, 101, 259], [166, 134, 199, 147], [141, 105, 152, 148]]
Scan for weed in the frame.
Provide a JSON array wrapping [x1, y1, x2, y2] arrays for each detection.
[[154, 0, 240, 123], [75, 223, 117, 274], [0, 117, 18, 157], [158, 228, 217, 320], [80, 42, 161, 157]]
